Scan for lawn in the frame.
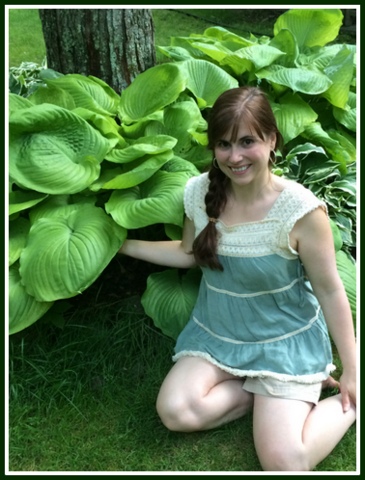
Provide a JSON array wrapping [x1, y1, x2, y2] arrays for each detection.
[[7, 7, 358, 473]]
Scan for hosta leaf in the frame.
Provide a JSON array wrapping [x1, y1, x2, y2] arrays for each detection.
[[45, 74, 120, 116], [221, 44, 285, 75], [157, 46, 194, 62], [9, 217, 31, 266], [28, 83, 77, 110], [256, 65, 332, 95], [106, 170, 196, 229], [274, 9, 343, 48], [10, 104, 110, 194], [19, 205, 127, 302], [9, 190, 48, 216], [28, 194, 97, 224], [336, 250, 357, 324], [9, 263, 54, 335], [141, 268, 202, 339], [177, 59, 238, 108], [269, 29, 299, 67], [271, 93, 318, 144], [9, 93, 34, 114], [105, 135, 177, 164], [333, 91, 357, 132], [322, 47, 355, 108], [118, 63, 187, 123], [101, 151, 174, 189]]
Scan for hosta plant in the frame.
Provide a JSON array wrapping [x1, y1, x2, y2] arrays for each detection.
[[8, 8, 356, 337]]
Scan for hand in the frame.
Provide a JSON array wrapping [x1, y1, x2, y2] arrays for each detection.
[[339, 369, 356, 412]]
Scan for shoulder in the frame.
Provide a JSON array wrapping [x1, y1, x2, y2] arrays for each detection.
[[183, 172, 209, 220], [282, 179, 327, 215]]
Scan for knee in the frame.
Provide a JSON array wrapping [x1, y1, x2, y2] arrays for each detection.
[[156, 393, 204, 432], [258, 446, 310, 472]]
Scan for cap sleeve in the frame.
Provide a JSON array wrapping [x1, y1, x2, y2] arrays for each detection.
[[278, 183, 328, 254], [183, 173, 209, 221]]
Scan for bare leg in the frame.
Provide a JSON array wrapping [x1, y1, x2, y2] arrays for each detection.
[[156, 356, 253, 432], [253, 394, 356, 471]]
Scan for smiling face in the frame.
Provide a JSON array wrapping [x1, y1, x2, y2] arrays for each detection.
[[208, 87, 282, 188], [214, 124, 276, 186]]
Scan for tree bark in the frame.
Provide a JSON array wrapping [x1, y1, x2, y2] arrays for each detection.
[[38, 8, 156, 94]]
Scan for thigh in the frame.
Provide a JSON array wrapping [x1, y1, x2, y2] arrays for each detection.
[[158, 356, 241, 399], [253, 394, 312, 456]]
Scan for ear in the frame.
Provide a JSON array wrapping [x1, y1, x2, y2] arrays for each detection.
[[269, 132, 277, 151]]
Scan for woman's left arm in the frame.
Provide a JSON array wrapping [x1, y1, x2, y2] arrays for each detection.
[[291, 207, 357, 411]]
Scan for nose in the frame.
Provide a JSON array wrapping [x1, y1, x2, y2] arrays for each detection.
[[229, 145, 243, 164]]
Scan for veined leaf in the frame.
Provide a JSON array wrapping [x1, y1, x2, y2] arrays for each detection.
[[106, 170, 196, 229], [322, 47, 355, 108], [9, 263, 54, 335], [105, 135, 177, 164], [101, 151, 174, 189], [118, 63, 187, 123], [269, 29, 299, 67], [177, 59, 238, 108], [10, 104, 110, 194], [9, 190, 48, 216], [256, 65, 332, 95], [9, 93, 34, 114], [141, 268, 202, 339], [45, 74, 120, 116], [204, 26, 257, 49], [333, 91, 357, 132], [157, 46, 194, 62], [271, 93, 318, 144], [9, 217, 31, 266], [19, 205, 127, 302], [274, 9, 343, 48], [221, 44, 285, 75]]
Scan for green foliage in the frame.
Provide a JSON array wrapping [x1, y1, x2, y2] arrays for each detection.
[[8, 8, 357, 336]]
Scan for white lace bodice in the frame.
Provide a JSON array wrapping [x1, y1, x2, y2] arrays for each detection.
[[184, 173, 327, 259]]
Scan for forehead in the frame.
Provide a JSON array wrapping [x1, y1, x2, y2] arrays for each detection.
[[220, 123, 258, 141]]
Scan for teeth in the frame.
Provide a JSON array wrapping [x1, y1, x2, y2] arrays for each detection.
[[231, 165, 249, 172]]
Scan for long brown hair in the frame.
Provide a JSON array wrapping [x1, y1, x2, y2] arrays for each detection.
[[192, 86, 283, 270]]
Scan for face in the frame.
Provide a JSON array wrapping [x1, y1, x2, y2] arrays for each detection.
[[214, 124, 276, 187]]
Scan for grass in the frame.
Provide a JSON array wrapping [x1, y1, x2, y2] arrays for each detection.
[[7, 7, 357, 473]]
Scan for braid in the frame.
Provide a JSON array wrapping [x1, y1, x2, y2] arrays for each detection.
[[192, 166, 228, 271]]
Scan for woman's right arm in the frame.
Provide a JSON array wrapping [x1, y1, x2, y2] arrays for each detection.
[[118, 217, 197, 269]]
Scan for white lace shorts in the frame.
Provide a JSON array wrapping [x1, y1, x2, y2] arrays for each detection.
[[242, 376, 323, 405]]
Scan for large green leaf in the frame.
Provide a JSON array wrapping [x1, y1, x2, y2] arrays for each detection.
[[100, 151, 174, 190], [9, 217, 30, 266], [19, 205, 127, 302], [45, 74, 120, 116], [271, 93, 318, 144], [141, 268, 201, 339], [336, 250, 357, 324], [118, 63, 187, 123], [9, 190, 48, 216], [9, 93, 34, 114], [273, 9, 344, 48], [9, 263, 54, 335], [333, 91, 356, 132], [10, 104, 110, 194], [105, 135, 177, 164], [177, 59, 238, 108], [322, 46, 355, 108], [256, 65, 332, 95], [106, 170, 195, 229], [220, 44, 285, 75]]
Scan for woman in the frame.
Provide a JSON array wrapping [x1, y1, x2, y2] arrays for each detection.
[[119, 86, 356, 471]]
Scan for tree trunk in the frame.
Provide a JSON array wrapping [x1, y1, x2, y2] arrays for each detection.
[[38, 8, 156, 94]]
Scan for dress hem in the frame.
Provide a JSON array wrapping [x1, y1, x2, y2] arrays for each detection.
[[172, 350, 336, 384]]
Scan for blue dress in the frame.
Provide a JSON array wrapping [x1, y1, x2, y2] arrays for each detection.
[[173, 173, 335, 384]]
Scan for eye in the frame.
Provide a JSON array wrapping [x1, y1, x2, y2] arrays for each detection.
[[240, 137, 254, 146], [216, 140, 230, 149]]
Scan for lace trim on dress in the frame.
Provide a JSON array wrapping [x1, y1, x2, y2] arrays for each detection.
[[172, 350, 336, 384]]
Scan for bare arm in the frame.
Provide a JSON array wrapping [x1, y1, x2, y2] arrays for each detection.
[[291, 208, 356, 411], [119, 217, 197, 269]]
